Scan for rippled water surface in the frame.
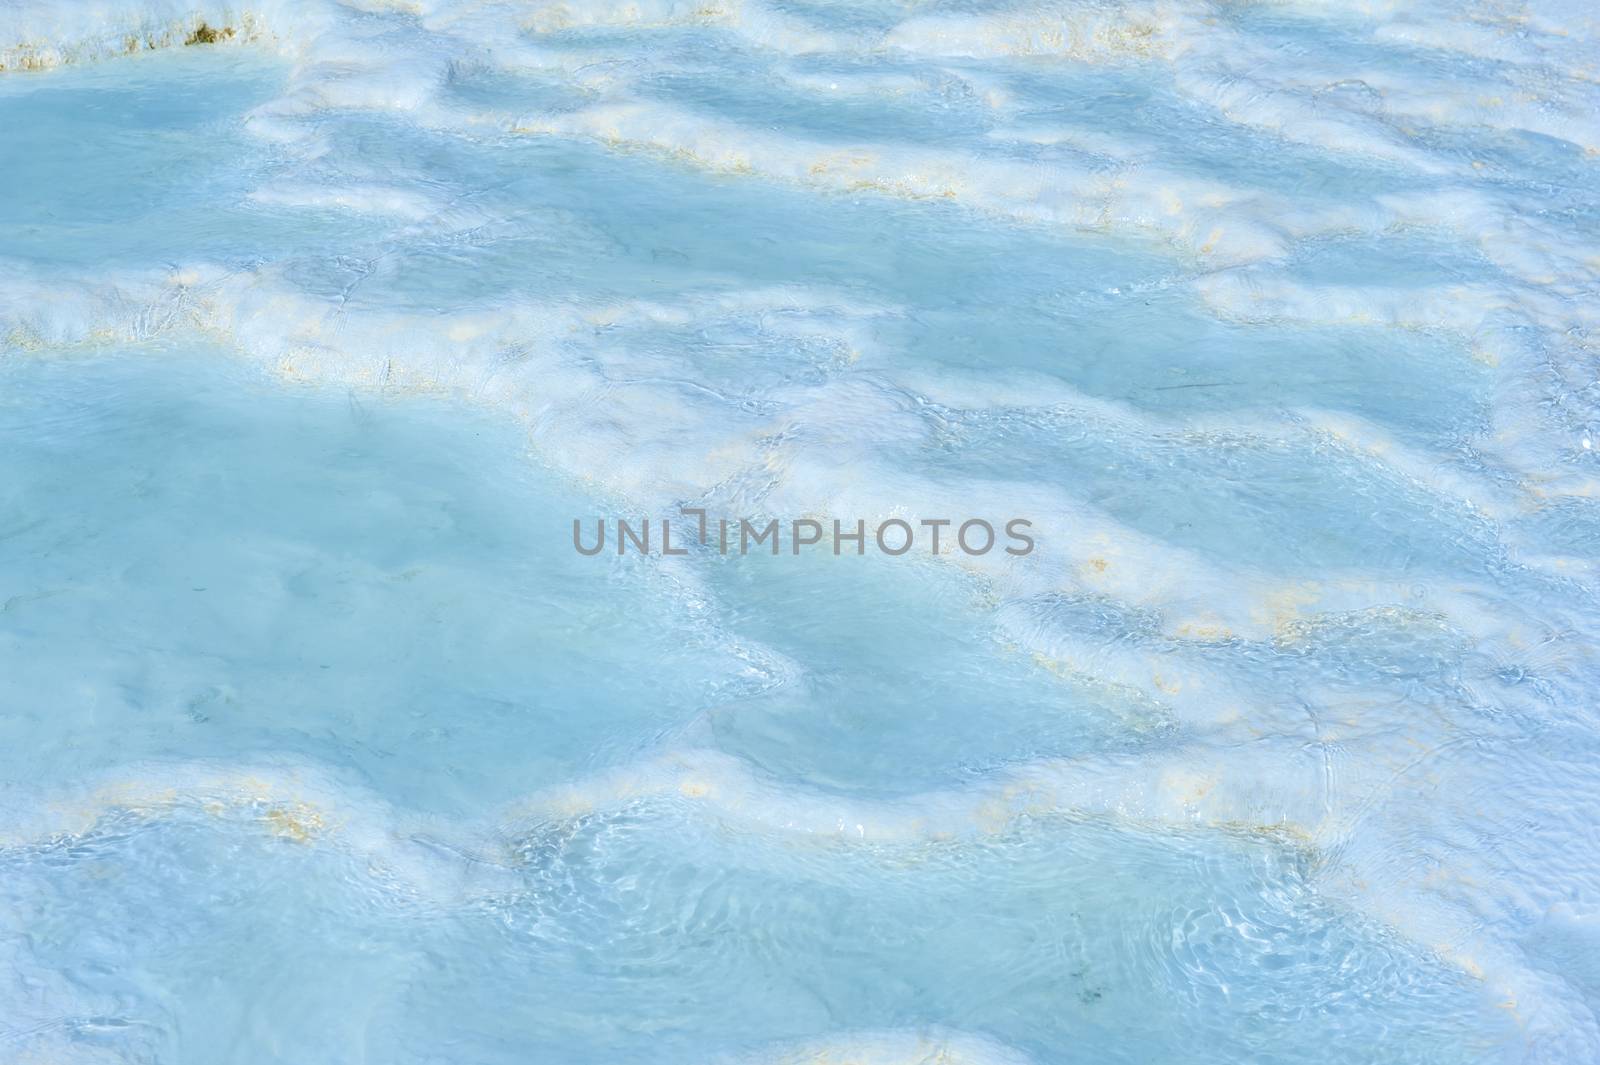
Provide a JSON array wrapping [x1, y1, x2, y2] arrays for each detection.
[[3, 1, 1600, 1063]]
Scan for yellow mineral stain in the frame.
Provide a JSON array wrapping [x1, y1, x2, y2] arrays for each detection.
[[1215, 818, 1314, 845], [1075, 554, 1114, 587], [1256, 582, 1323, 635], [263, 804, 325, 843], [1174, 618, 1233, 641], [1163, 769, 1213, 804], [184, 22, 236, 46], [1031, 651, 1078, 680]]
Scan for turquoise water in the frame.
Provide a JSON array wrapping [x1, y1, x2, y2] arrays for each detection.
[[3, 347, 1515, 1064], [3, 2, 1600, 1062]]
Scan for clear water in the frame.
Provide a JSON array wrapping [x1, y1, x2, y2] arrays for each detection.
[[3, 2, 1599, 1063]]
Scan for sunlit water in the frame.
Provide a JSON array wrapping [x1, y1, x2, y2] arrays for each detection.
[[3, 2, 1600, 1063]]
